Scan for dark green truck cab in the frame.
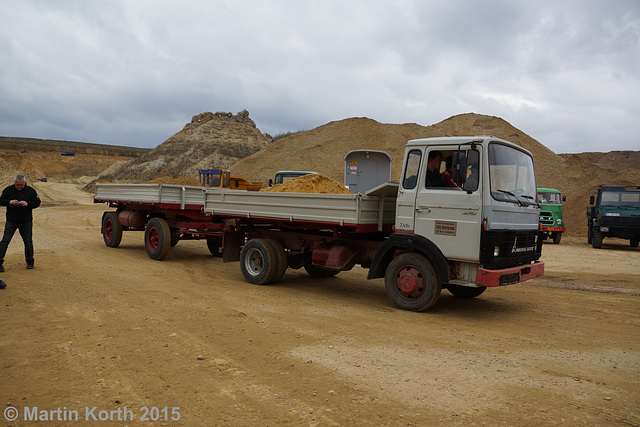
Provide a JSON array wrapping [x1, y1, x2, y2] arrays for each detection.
[[587, 185, 640, 248]]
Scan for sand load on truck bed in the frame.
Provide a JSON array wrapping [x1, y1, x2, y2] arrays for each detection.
[[263, 174, 353, 194]]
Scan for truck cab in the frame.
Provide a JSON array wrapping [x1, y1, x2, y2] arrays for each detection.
[[269, 170, 317, 187], [537, 187, 566, 244], [587, 185, 640, 248], [383, 136, 542, 304]]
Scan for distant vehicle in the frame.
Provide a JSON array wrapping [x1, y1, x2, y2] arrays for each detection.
[[269, 170, 317, 187], [198, 169, 262, 191], [587, 185, 640, 248], [61, 151, 76, 156], [537, 188, 565, 244], [37, 177, 48, 182], [19, 149, 28, 153]]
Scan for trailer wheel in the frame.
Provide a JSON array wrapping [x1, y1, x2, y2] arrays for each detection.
[[447, 284, 486, 298], [385, 252, 441, 312], [304, 262, 338, 278], [552, 232, 562, 244], [102, 212, 123, 248], [207, 237, 223, 257], [240, 239, 277, 285], [265, 239, 288, 283], [145, 218, 171, 260], [592, 228, 603, 249], [631, 237, 639, 248]]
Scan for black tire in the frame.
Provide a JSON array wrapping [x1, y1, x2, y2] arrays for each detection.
[[587, 224, 593, 244], [447, 284, 486, 298], [207, 236, 223, 257], [102, 212, 123, 248], [265, 239, 288, 283], [171, 239, 179, 247], [631, 237, 639, 248], [145, 217, 171, 260], [304, 262, 338, 278], [592, 228, 603, 249], [240, 239, 277, 285], [384, 252, 441, 312], [553, 232, 562, 244]]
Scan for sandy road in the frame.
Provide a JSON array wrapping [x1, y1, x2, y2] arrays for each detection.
[[0, 183, 638, 426]]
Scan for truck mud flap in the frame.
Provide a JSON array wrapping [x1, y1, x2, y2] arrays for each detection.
[[476, 261, 544, 287]]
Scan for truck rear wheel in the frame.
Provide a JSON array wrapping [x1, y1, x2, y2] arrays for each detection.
[[592, 228, 603, 249], [145, 218, 171, 260], [240, 239, 277, 285], [265, 239, 288, 283], [631, 237, 639, 248], [447, 284, 486, 298], [207, 237, 223, 257], [102, 212, 123, 248], [553, 232, 562, 244], [385, 253, 441, 312]]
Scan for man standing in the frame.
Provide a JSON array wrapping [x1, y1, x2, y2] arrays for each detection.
[[0, 174, 41, 271]]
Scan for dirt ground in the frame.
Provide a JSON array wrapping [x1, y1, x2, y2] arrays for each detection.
[[0, 182, 638, 426]]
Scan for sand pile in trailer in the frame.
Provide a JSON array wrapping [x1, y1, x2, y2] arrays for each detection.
[[262, 174, 353, 194]]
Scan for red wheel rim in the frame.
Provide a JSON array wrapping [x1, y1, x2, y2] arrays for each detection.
[[147, 227, 160, 251], [395, 265, 425, 300], [104, 218, 113, 240]]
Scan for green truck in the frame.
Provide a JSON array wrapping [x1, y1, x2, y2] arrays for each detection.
[[587, 185, 640, 248], [537, 188, 565, 244]]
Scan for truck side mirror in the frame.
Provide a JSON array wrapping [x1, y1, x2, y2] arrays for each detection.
[[589, 195, 594, 205], [452, 152, 467, 185], [562, 196, 566, 202], [269, 179, 273, 187]]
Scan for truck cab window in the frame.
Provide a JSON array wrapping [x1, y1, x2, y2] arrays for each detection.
[[402, 149, 421, 189]]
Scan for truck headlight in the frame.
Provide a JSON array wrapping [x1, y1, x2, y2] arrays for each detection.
[[557, 219, 562, 225], [494, 246, 500, 257], [601, 227, 609, 232]]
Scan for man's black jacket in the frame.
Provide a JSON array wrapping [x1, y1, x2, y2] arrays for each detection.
[[0, 184, 41, 223]]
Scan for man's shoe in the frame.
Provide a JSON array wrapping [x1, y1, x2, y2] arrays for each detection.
[[0, 265, 4, 272], [26, 264, 34, 270], [0, 280, 6, 289]]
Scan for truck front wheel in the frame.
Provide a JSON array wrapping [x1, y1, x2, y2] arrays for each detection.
[[102, 212, 123, 248], [385, 253, 441, 312], [553, 232, 562, 244], [145, 217, 171, 260], [240, 239, 277, 285], [592, 228, 603, 249]]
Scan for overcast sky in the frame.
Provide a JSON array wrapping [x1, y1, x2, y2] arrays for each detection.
[[1, 1, 638, 154]]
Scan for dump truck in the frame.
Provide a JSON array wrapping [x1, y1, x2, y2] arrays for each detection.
[[94, 136, 544, 311], [537, 187, 565, 244], [198, 169, 262, 191], [587, 185, 640, 248]]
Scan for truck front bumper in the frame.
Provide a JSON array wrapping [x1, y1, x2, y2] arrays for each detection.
[[540, 226, 565, 232], [476, 261, 544, 287]]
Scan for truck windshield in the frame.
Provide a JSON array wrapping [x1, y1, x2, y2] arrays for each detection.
[[489, 143, 537, 206], [537, 192, 562, 204], [601, 191, 640, 207]]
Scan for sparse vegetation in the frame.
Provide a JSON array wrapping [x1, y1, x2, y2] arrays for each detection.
[[272, 130, 307, 141]]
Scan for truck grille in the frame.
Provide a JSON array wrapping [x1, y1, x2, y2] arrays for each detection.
[[539, 210, 554, 225], [480, 229, 542, 269], [601, 216, 640, 228]]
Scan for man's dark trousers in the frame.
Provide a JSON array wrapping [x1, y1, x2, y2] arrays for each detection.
[[0, 220, 34, 265]]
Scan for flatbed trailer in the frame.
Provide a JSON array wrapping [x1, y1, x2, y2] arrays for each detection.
[[94, 136, 545, 311]]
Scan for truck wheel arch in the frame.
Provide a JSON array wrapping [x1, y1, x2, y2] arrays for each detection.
[[367, 233, 449, 285]]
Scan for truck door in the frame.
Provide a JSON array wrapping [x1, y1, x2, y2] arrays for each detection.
[[395, 148, 423, 233], [413, 147, 482, 262]]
